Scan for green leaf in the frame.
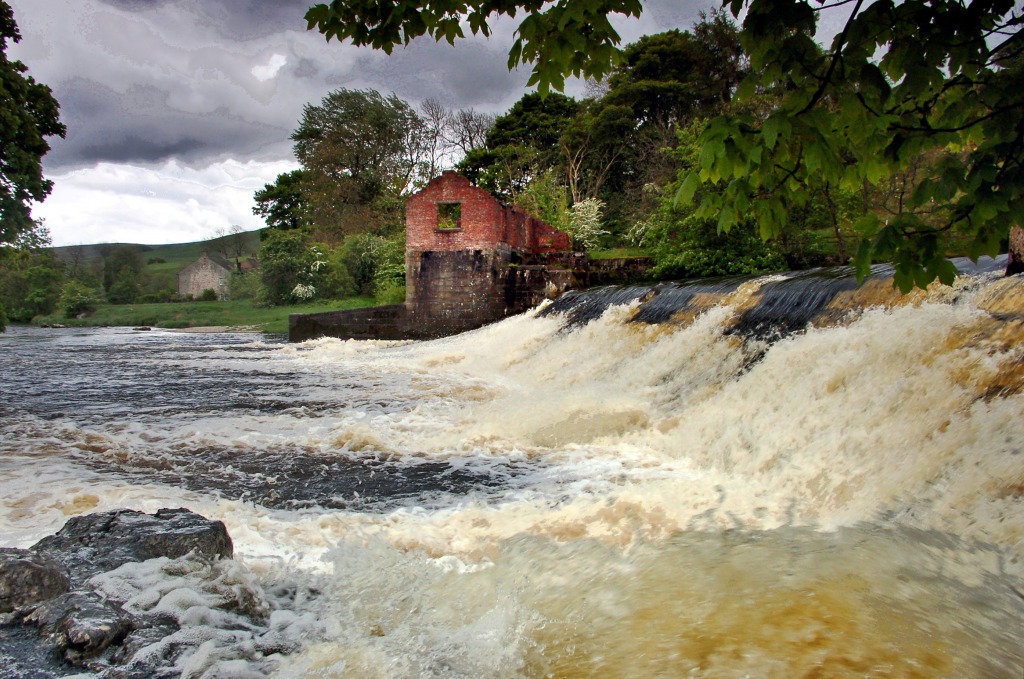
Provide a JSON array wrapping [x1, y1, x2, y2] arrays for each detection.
[[853, 238, 873, 283], [717, 203, 736, 232], [893, 266, 915, 294], [736, 75, 756, 101], [762, 116, 780, 148], [676, 172, 702, 206]]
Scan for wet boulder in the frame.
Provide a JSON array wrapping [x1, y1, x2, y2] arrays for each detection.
[[0, 509, 280, 677], [32, 508, 233, 587], [0, 548, 69, 617], [26, 591, 130, 664]]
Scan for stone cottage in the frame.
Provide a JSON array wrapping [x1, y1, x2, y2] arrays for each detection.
[[177, 253, 232, 300], [290, 171, 583, 341]]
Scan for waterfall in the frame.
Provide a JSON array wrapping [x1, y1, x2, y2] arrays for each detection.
[[0, 259, 1021, 677]]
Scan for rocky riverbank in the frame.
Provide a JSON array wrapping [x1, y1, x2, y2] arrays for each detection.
[[0, 509, 307, 678]]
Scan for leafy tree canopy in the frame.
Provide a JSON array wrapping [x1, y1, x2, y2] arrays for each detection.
[[458, 92, 578, 200], [0, 0, 65, 248], [287, 88, 425, 238], [680, 0, 1024, 291], [292, 88, 424, 204], [253, 169, 308, 231], [605, 15, 747, 127], [306, 0, 1023, 290], [485, 92, 579, 151], [579, 16, 747, 229]]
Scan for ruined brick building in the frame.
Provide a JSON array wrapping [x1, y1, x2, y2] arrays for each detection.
[[290, 172, 584, 341]]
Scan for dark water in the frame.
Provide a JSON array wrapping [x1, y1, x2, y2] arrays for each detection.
[[546, 256, 1009, 336], [0, 328, 540, 512]]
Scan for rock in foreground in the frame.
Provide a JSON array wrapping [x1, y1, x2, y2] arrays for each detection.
[[0, 508, 299, 678], [32, 508, 232, 588], [0, 549, 69, 616]]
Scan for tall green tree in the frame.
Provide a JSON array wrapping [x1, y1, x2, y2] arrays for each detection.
[[0, 0, 65, 248], [291, 88, 425, 238], [0, 247, 64, 322], [306, 0, 1024, 289], [253, 169, 308, 231], [293, 88, 425, 202], [583, 17, 748, 233], [458, 92, 578, 201], [257, 229, 311, 305], [100, 245, 144, 304], [558, 99, 632, 205], [605, 15, 747, 130]]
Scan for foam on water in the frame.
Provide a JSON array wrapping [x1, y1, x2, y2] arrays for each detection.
[[1, 271, 1023, 676]]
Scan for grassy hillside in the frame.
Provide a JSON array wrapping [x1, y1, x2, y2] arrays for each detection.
[[53, 230, 262, 294], [43, 231, 387, 333]]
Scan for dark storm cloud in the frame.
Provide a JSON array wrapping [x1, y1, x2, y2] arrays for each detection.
[[10, 0, 715, 172], [350, 38, 528, 109], [97, 0, 310, 39], [47, 78, 289, 168], [190, 0, 311, 40], [99, 0, 175, 9]]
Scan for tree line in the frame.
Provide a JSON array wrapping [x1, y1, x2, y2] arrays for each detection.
[[307, 0, 1024, 291], [3, 0, 1022, 328], [255, 8, 967, 303]]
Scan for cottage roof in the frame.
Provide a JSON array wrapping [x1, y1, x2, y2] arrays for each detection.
[[203, 252, 233, 270]]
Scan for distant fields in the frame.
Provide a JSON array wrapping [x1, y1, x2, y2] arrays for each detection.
[[40, 236, 655, 334], [54, 231, 262, 295], [44, 232, 389, 334]]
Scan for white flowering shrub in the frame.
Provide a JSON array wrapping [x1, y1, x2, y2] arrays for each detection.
[[291, 283, 316, 301], [567, 197, 608, 251], [309, 246, 328, 272]]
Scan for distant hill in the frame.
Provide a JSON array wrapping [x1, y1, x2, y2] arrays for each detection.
[[53, 230, 262, 295]]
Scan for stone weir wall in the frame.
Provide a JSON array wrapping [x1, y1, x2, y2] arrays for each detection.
[[288, 251, 585, 342]]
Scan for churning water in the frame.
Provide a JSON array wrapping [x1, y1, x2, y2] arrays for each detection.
[[2, 262, 1023, 677]]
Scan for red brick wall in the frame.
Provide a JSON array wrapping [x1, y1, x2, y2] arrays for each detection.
[[406, 172, 504, 251], [528, 215, 573, 252], [406, 171, 572, 254]]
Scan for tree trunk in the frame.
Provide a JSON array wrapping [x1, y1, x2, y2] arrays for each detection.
[[1007, 225, 1024, 276]]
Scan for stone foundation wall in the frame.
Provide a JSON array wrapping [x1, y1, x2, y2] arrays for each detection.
[[405, 249, 510, 336], [286, 254, 655, 342], [588, 257, 655, 286], [287, 250, 589, 342], [289, 305, 406, 343]]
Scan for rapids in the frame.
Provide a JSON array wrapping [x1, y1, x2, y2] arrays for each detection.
[[1, 261, 1023, 677]]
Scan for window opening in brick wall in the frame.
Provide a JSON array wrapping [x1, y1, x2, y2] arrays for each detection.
[[437, 202, 462, 231]]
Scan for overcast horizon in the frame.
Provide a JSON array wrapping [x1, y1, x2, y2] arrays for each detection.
[[9, 0, 850, 248]]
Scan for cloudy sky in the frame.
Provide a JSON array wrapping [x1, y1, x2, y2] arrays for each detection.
[[7, 0, 725, 246]]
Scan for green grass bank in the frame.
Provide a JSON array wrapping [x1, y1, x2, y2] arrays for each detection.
[[33, 298, 378, 334]]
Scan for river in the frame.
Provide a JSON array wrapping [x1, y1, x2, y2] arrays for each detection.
[[1, 264, 1023, 677]]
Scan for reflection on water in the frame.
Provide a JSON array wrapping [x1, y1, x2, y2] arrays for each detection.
[[1, 264, 1023, 677]]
